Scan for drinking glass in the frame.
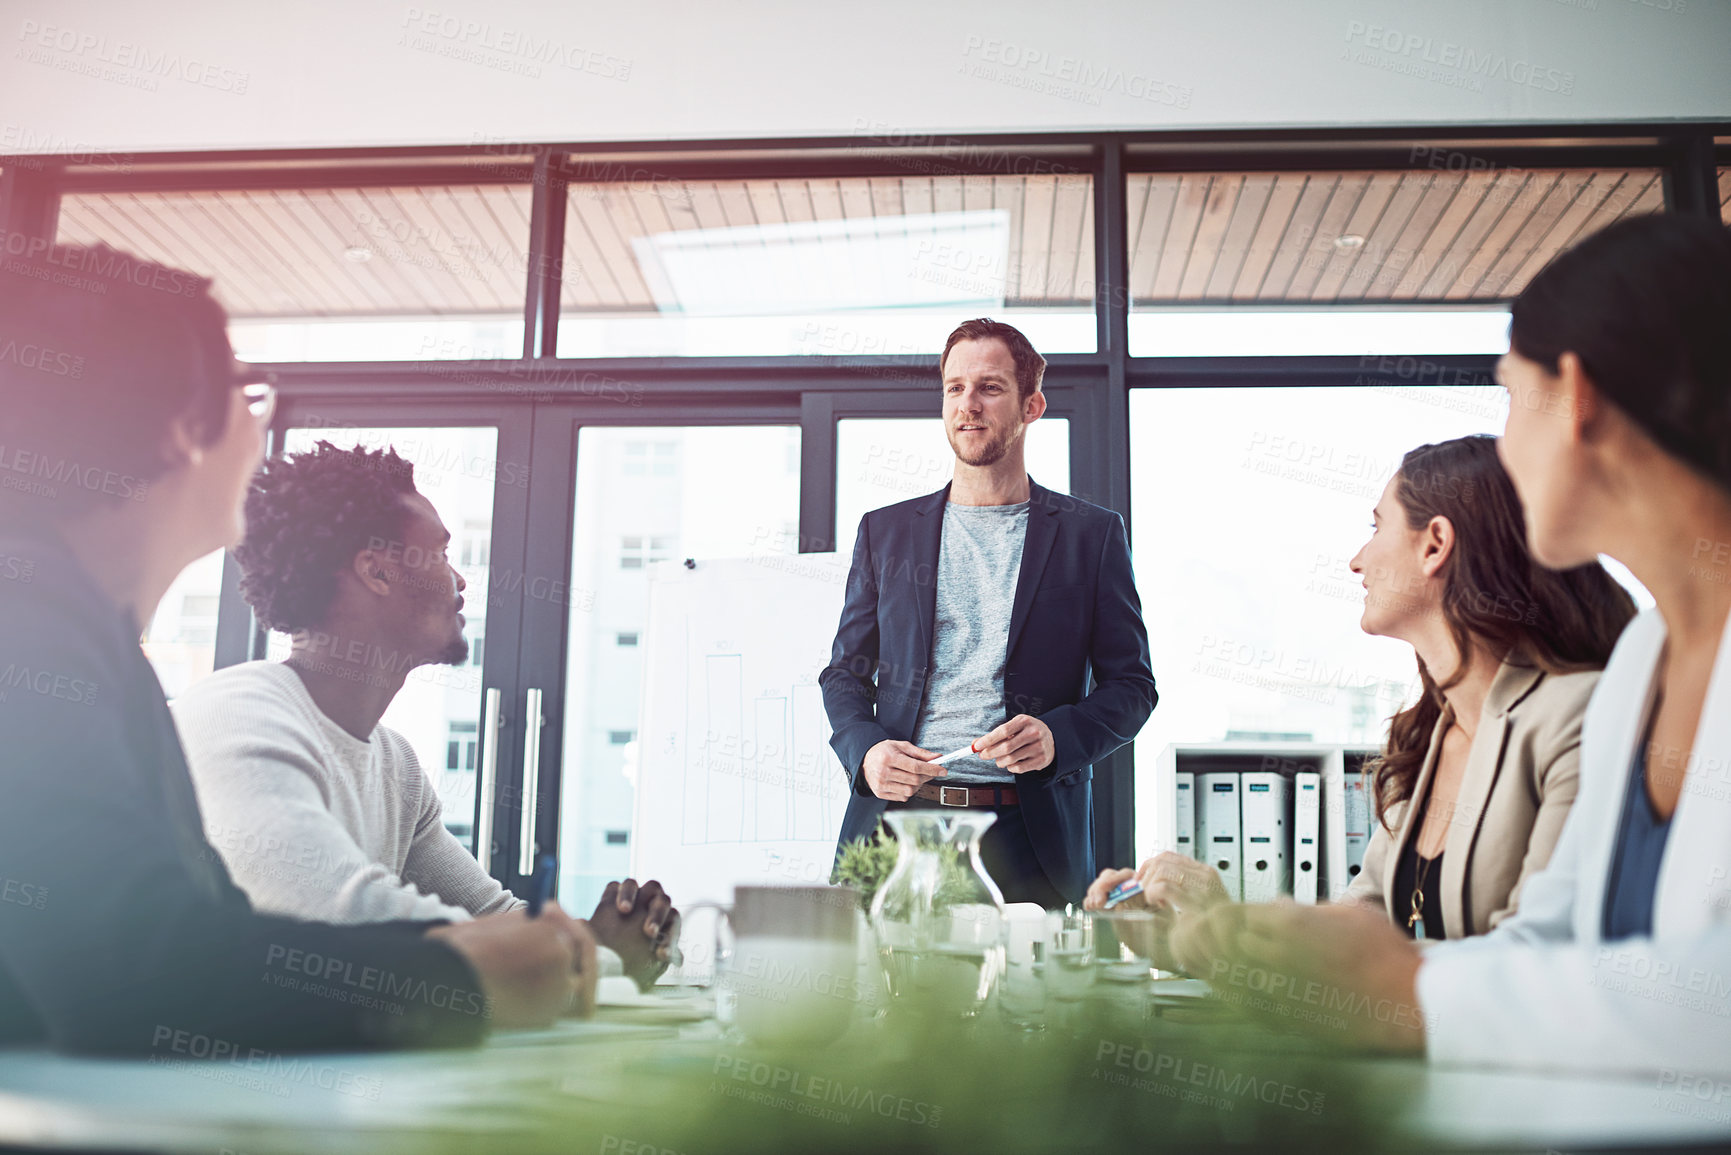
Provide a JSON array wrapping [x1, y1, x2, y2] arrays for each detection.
[[1043, 910, 1096, 1027], [999, 903, 1049, 1031]]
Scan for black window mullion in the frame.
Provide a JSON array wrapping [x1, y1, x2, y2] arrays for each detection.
[[799, 393, 838, 554], [0, 164, 60, 248], [522, 150, 569, 359], [1661, 130, 1719, 219]]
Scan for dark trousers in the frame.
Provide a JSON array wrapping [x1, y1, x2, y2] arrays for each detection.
[[888, 800, 1068, 909]]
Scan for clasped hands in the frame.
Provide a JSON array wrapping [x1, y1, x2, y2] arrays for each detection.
[[862, 715, 1056, 801], [428, 877, 679, 1029], [1085, 852, 1427, 1054]]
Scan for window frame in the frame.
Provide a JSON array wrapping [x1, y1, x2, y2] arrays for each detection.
[[5, 124, 1721, 881]]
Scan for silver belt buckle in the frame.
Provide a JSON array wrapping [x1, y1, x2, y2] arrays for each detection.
[[939, 785, 970, 807]]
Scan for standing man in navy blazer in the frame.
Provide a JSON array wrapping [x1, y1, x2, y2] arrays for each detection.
[[822, 319, 1157, 907]]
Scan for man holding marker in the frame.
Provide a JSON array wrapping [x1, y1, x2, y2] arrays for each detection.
[[821, 319, 1156, 907]]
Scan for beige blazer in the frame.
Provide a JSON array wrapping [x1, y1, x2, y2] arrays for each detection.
[[1345, 660, 1599, 939]]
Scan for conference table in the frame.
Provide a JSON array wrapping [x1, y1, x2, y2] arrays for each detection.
[[1, 981, 1727, 1154]]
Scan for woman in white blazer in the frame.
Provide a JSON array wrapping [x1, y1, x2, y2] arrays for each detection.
[[1168, 213, 1731, 1077]]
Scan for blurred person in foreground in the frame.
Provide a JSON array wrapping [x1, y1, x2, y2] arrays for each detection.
[[0, 245, 592, 1055]]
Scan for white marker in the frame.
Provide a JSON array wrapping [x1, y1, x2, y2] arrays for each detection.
[[927, 743, 980, 766]]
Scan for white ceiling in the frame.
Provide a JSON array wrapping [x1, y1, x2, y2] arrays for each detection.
[[1, 0, 1727, 157]]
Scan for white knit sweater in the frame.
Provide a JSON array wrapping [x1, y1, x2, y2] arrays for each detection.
[[172, 660, 523, 925]]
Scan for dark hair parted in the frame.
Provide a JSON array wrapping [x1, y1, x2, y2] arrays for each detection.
[[1510, 213, 1731, 495], [236, 442, 420, 633], [940, 318, 1046, 404], [1368, 436, 1636, 827], [0, 243, 234, 527]]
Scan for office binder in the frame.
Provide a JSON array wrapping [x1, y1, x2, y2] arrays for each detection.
[[1342, 768, 1372, 887], [1174, 771, 1195, 857], [1196, 772, 1242, 901], [1292, 771, 1321, 904], [1240, 772, 1291, 903]]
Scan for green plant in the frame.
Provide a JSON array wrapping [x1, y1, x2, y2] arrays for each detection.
[[830, 820, 978, 911], [830, 825, 901, 909]]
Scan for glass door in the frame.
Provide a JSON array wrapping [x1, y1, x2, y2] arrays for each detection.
[[252, 398, 534, 875], [519, 414, 805, 912]]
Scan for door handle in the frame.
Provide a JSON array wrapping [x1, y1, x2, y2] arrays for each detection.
[[476, 687, 502, 873], [518, 687, 545, 876]]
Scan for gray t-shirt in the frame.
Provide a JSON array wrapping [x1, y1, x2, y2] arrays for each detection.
[[911, 499, 1029, 784]]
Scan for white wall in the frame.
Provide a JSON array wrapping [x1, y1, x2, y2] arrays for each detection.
[[0, 0, 1726, 158]]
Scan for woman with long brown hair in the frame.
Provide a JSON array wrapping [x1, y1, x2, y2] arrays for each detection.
[[1343, 434, 1635, 940], [1087, 436, 1636, 948]]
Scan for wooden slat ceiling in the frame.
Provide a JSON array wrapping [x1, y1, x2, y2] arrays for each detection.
[[56, 185, 533, 318], [51, 168, 1665, 317], [559, 175, 1096, 312], [1128, 168, 1663, 303]]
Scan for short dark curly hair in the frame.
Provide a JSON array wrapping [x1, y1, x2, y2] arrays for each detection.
[[236, 441, 420, 633]]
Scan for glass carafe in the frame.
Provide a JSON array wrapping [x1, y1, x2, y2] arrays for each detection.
[[868, 810, 1006, 1016]]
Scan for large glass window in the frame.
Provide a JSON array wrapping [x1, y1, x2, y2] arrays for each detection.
[[140, 549, 227, 700], [37, 140, 1709, 894], [557, 175, 1097, 357], [56, 184, 531, 361], [273, 425, 501, 847], [1125, 167, 1662, 354], [557, 426, 803, 913], [1126, 385, 1509, 857]]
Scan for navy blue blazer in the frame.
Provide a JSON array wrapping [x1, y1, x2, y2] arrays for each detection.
[[821, 479, 1157, 904]]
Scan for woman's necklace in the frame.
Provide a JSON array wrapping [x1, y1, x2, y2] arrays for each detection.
[[1408, 851, 1438, 940], [1408, 716, 1464, 941]]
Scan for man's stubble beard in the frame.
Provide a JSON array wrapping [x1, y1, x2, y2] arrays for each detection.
[[949, 424, 1016, 468]]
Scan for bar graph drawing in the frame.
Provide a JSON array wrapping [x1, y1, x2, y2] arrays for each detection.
[[633, 555, 854, 907]]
